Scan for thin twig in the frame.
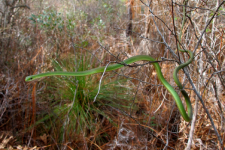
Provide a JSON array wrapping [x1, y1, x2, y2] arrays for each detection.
[[139, 0, 174, 34], [93, 61, 111, 102], [183, 68, 224, 150], [173, 2, 216, 11], [193, 1, 225, 54], [147, 6, 179, 61], [154, 90, 167, 114], [146, 0, 225, 148], [186, 93, 199, 150], [202, 70, 225, 94]]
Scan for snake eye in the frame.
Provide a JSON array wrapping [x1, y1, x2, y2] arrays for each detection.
[[30, 77, 33, 80]]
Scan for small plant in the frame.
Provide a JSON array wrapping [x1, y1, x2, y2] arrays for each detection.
[[36, 52, 137, 144]]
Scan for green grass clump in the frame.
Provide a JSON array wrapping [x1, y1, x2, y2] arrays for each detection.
[[36, 52, 137, 144]]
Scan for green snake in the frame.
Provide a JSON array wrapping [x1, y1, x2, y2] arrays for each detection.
[[25, 55, 193, 122]]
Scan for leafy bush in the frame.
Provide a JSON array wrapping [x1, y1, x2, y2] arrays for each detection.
[[29, 9, 76, 35]]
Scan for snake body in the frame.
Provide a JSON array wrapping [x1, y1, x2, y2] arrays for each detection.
[[173, 50, 193, 122], [25, 55, 193, 122], [171, 0, 193, 120]]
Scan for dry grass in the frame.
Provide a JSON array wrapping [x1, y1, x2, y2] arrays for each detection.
[[0, 0, 224, 149]]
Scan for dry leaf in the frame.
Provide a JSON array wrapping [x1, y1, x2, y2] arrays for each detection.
[[40, 134, 48, 145]]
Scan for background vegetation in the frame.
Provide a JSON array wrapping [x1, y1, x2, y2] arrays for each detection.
[[0, 0, 224, 149]]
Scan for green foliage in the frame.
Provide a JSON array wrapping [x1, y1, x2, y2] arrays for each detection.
[[28, 1, 126, 42], [139, 111, 157, 127], [29, 9, 76, 34], [206, 28, 211, 33], [90, 15, 106, 29]]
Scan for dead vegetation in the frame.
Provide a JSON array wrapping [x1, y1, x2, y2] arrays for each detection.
[[0, 0, 225, 149]]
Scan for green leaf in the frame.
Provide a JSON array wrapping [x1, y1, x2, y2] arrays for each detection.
[[206, 28, 211, 33]]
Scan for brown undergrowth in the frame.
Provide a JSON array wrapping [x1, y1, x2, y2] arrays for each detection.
[[0, 0, 225, 149]]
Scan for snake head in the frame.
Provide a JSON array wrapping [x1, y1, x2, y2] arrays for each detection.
[[25, 74, 46, 82], [25, 76, 34, 82]]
